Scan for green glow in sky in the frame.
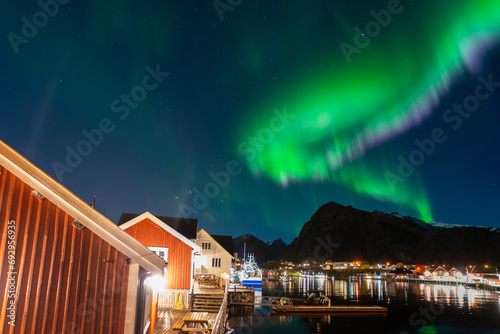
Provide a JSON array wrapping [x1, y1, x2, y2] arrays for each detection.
[[237, 1, 500, 222]]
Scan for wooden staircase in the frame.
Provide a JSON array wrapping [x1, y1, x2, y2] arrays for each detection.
[[191, 293, 224, 313]]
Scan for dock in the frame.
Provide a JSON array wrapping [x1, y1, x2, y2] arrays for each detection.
[[272, 305, 388, 314], [153, 310, 218, 334], [192, 279, 225, 313], [228, 283, 255, 305], [153, 274, 230, 334]]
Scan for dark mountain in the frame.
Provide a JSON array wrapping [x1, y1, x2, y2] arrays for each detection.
[[234, 234, 287, 264], [267, 237, 287, 259], [280, 202, 500, 266]]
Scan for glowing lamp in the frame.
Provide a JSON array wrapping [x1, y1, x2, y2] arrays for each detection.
[[150, 275, 166, 291]]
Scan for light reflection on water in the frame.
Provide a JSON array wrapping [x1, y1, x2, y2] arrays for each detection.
[[230, 277, 500, 333], [267, 277, 499, 310]]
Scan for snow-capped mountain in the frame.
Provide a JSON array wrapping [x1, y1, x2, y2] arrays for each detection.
[[428, 221, 500, 233]]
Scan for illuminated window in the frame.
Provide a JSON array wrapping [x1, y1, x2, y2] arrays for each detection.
[[148, 246, 168, 262]]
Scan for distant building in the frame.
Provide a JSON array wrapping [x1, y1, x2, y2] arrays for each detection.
[[0, 140, 164, 334], [193, 229, 234, 276], [359, 261, 371, 269], [331, 262, 349, 270], [449, 267, 463, 277], [265, 269, 279, 280], [432, 266, 447, 277]]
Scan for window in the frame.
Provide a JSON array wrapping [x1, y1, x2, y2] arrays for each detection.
[[202, 242, 211, 250], [148, 247, 168, 262], [212, 258, 221, 267]]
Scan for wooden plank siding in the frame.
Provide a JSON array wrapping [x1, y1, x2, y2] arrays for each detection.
[[124, 219, 192, 290], [0, 167, 130, 334]]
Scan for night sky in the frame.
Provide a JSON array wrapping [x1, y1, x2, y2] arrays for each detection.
[[1, 1, 499, 243]]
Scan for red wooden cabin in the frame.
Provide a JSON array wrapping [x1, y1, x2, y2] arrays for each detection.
[[449, 267, 462, 277], [119, 212, 201, 291], [432, 266, 448, 277], [0, 140, 165, 334]]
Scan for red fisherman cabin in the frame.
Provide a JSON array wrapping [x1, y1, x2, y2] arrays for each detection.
[[0, 140, 165, 334]]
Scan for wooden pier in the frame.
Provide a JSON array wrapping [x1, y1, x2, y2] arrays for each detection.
[[229, 296, 293, 306], [153, 310, 219, 334], [153, 274, 229, 334], [192, 279, 225, 313], [228, 283, 255, 305]]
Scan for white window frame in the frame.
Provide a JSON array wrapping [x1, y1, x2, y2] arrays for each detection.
[[212, 258, 221, 268], [148, 246, 168, 263]]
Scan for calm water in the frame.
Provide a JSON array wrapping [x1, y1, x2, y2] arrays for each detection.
[[229, 277, 500, 333]]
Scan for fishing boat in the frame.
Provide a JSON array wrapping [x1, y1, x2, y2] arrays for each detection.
[[239, 254, 262, 288], [230, 265, 240, 283]]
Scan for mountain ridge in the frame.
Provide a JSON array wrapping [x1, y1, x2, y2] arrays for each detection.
[[280, 201, 500, 265], [233, 234, 287, 264]]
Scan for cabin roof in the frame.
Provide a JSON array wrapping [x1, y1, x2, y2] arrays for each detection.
[[118, 213, 198, 239], [211, 234, 234, 256], [0, 140, 164, 275], [198, 229, 234, 259], [433, 266, 447, 272], [119, 212, 201, 252]]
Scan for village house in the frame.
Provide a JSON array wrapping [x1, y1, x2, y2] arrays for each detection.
[[323, 260, 334, 269], [118, 212, 201, 309], [194, 229, 234, 277], [432, 266, 448, 277], [0, 140, 165, 334], [331, 262, 350, 270], [300, 260, 311, 267], [449, 267, 463, 277]]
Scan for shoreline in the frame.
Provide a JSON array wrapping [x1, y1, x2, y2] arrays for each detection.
[[266, 273, 500, 292]]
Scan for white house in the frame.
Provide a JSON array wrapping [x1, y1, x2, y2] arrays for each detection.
[[194, 229, 234, 276]]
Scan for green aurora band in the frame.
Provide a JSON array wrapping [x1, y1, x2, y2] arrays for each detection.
[[237, 0, 500, 222]]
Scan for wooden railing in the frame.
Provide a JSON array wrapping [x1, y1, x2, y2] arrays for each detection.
[[157, 289, 190, 309], [194, 273, 228, 291], [192, 273, 230, 333], [211, 275, 229, 334]]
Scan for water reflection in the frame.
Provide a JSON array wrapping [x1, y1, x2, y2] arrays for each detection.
[[265, 276, 500, 309], [230, 278, 500, 333], [414, 283, 497, 311]]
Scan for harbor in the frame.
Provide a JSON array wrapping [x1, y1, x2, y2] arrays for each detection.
[[152, 253, 499, 333], [229, 274, 500, 333]]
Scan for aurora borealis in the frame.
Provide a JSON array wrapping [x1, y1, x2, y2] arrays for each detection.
[[1, 1, 499, 241], [237, 0, 500, 224]]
